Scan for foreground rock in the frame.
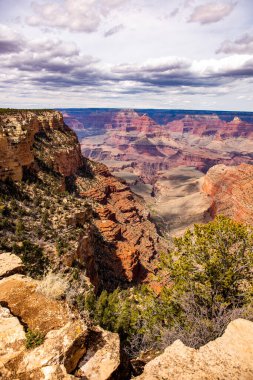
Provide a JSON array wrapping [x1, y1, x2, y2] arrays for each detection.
[[135, 319, 253, 380], [0, 252, 24, 279], [0, 273, 120, 379], [202, 163, 253, 225]]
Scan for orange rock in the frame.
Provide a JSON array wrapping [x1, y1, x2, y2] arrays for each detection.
[[202, 163, 253, 224]]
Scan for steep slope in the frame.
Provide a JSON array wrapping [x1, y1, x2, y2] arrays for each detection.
[[0, 109, 161, 291], [202, 163, 253, 224]]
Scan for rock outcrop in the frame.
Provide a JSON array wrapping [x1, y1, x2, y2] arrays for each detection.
[[202, 163, 253, 224], [135, 319, 253, 380], [0, 110, 83, 182], [76, 162, 161, 289], [0, 109, 161, 290], [0, 256, 120, 380], [0, 111, 38, 181], [0, 252, 24, 279]]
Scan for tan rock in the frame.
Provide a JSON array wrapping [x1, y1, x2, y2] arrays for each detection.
[[18, 321, 88, 374], [0, 273, 121, 380], [76, 327, 120, 380], [0, 274, 69, 334], [0, 306, 25, 362], [0, 112, 38, 181], [0, 252, 24, 279], [135, 319, 253, 380]]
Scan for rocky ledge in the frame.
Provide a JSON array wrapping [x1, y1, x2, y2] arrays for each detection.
[[0, 253, 120, 380], [135, 318, 253, 380]]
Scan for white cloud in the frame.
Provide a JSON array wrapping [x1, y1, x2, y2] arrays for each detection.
[[189, 2, 237, 24], [27, 0, 128, 33]]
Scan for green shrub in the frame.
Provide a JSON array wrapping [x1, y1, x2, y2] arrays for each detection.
[[13, 240, 49, 278], [163, 215, 253, 317], [25, 329, 45, 349], [15, 220, 25, 237], [88, 216, 253, 356]]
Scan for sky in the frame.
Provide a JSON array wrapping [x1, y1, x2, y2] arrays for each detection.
[[0, 0, 253, 110]]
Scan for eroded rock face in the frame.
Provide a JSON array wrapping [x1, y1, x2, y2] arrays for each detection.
[[66, 110, 253, 183], [0, 112, 39, 181], [135, 319, 253, 380], [0, 109, 162, 289], [202, 163, 253, 224], [76, 161, 161, 289], [0, 110, 83, 182]]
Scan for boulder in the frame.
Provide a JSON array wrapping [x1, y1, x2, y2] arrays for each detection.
[[75, 328, 120, 380], [135, 319, 253, 380], [0, 253, 24, 279], [0, 274, 69, 334]]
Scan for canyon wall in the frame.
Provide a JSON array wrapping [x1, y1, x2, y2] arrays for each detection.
[[202, 163, 253, 225], [0, 110, 161, 290]]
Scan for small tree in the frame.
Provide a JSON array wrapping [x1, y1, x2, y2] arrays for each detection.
[[164, 216, 253, 318]]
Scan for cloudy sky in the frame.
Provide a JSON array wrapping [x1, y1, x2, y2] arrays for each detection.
[[0, 0, 253, 110]]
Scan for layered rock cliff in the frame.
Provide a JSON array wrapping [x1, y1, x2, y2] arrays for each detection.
[[0, 109, 161, 291], [202, 163, 253, 224], [65, 109, 253, 183], [0, 110, 83, 182], [65, 109, 253, 236]]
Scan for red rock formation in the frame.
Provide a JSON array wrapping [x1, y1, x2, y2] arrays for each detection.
[[0, 110, 161, 290], [202, 163, 253, 224], [76, 162, 160, 288], [77, 110, 253, 187]]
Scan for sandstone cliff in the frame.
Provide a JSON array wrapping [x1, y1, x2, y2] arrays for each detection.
[[0, 109, 161, 291], [202, 163, 253, 224], [0, 110, 83, 181]]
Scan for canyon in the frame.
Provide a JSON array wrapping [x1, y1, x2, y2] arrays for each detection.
[[1, 109, 253, 379], [62, 108, 253, 235]]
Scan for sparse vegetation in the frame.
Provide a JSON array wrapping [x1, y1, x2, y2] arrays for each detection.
[[86, 216, 253, 356], [25, 329, 45, 349], [36, 271, 69, 300], [13, 240, 49, 279]]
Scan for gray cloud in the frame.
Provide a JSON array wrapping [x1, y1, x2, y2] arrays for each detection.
[[189, 2, 237, 24], [217, 34, 253, 54], [27, 0, 128, 33], [0, 25, 24, 54], [104, 24, 124, 37], [1, 27, 253, 98], [170, 7, 180, 17]]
